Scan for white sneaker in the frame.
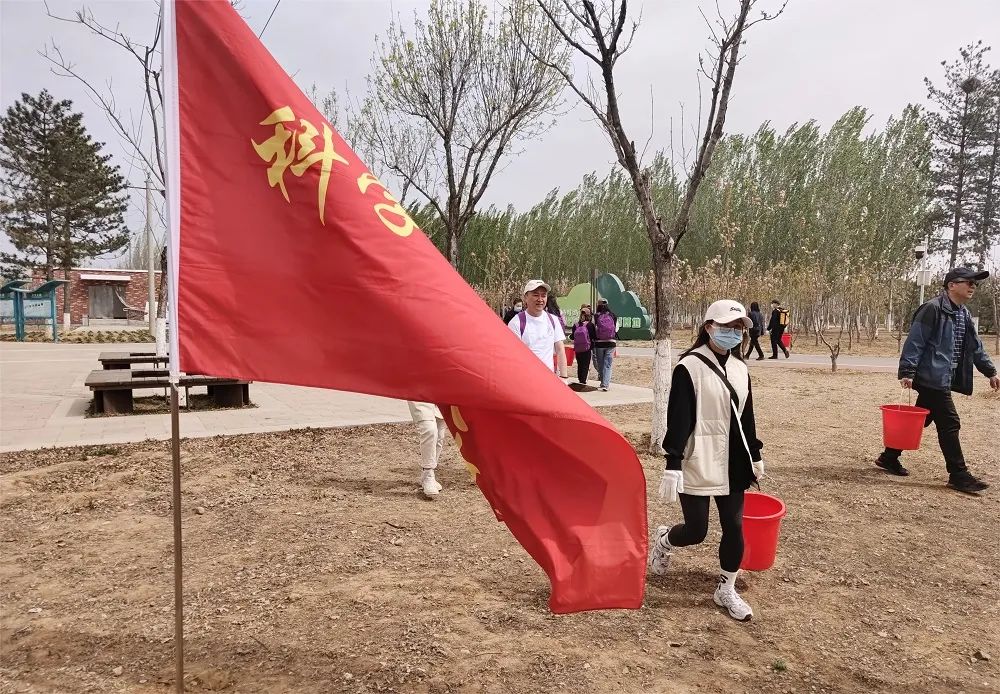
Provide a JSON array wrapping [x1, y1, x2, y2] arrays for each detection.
[[713, 582, 753, 621], [647, 525, 672, 576], [421, 469, 441, 498]]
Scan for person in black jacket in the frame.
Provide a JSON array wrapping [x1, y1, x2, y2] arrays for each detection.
[[876, 267, 998, 493], [501, 298, 523, 325], [745, 302, 765, 360], [767, 299, 790, 359]]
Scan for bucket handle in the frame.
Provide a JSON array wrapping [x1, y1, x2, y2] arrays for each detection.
[[889, 377, 913, 407]]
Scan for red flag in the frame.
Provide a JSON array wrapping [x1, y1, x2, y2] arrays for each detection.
[[163, 0, 647, 612]]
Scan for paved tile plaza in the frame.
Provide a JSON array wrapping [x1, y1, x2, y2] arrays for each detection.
[[0, 342, 655, 452]]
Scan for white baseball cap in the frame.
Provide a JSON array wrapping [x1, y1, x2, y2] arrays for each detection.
[[705, 299, 753, 328], [522, 279, 551, 295]]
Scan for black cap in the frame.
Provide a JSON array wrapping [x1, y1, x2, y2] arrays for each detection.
[[943, 267, 989, 286]]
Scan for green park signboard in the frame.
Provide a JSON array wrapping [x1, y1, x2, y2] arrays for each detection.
[[557, 273, 653, 340]]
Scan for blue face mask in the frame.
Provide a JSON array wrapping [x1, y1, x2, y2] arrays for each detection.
[[710, 326, 743, 351]]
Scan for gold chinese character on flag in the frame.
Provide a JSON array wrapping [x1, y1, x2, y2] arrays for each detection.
[[251, 106, 348, 224]]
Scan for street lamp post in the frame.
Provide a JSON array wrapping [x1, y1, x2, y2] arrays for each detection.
[[145, 174, 157, 335], [915, 244, 928, 306]]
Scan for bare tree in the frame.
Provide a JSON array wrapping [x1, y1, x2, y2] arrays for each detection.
[[42, 2, 166, 193], [353, 0, 569, 267], [529, 0, 785, 453], [42, 1, 247, 319], [42, 0, 168, 319]]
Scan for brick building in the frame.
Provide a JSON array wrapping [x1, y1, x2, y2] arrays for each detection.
[[29, 268, 162, 325]]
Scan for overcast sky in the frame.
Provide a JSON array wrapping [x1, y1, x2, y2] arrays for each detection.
[[2, 0, 999, 267]]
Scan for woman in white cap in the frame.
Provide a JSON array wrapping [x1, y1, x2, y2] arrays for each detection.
[[647, 299, 765, 621]]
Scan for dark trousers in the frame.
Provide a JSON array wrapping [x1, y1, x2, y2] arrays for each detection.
[[576, 350, 592, 384], [746, 334, 764, 359], [770, 329, 788, 358], [667, 489, 745, 572], [882, 387, 967, 475]]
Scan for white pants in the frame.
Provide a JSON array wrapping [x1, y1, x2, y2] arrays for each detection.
[[417, 418, 448, 470]]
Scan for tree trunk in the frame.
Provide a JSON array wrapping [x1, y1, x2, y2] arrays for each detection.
[[649, 242, 673, 456], [157, 247, 168, 320], [61, 264, 72, 331], [447, 227, 460, 268], [44, 207, 54, 280], [61, 218, 72, 329]]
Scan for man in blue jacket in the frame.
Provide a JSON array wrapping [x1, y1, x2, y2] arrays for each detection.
[[876, 267, 999, 493]]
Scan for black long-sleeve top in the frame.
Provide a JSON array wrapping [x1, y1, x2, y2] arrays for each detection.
[[662, 350, 764, 490], [767, 308, 784, 333]]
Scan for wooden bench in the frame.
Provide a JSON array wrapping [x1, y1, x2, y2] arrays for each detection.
[[85, 369, 251, 415], [98, 351, 170, 370]]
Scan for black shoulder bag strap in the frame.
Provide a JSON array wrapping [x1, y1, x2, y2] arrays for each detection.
[[688, 352, 739, 407]]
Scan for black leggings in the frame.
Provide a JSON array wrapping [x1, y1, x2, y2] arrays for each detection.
[[667, 489, 745, 572], [745, 334, 764, 359], [576, 350, 592, 384]]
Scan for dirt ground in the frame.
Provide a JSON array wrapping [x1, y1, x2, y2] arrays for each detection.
[[626, 334, 1000, 359], [2, 365, 999, 694]]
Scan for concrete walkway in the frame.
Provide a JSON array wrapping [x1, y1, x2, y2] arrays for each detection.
[[0, 342, 653, 453], [616, 346, 897, 372]]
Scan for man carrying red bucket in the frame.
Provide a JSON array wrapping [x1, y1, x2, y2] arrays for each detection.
[[876, 268, 999, 494]]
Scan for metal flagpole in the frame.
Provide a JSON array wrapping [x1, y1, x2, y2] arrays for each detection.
[[170, 383, 184, 694], [161, 1, 185, 690]]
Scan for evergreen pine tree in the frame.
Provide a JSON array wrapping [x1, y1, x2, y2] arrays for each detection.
[[970, 69, 1000, 267], [0, 90, 128, 293], [924, 43, 994, 268]]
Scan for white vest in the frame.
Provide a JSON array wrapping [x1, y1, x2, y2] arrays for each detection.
[[677, 344, 751, 496]]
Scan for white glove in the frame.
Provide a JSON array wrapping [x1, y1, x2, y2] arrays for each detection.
[[752, 459, 765, 480], [658, 469, 684, 503]]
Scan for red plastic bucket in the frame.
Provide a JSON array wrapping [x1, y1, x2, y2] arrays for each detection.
[[741, 492, 787, 571], [781, 333, 791, 349], [554, 346, 576, 371], [880, 404, 929, 450]]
